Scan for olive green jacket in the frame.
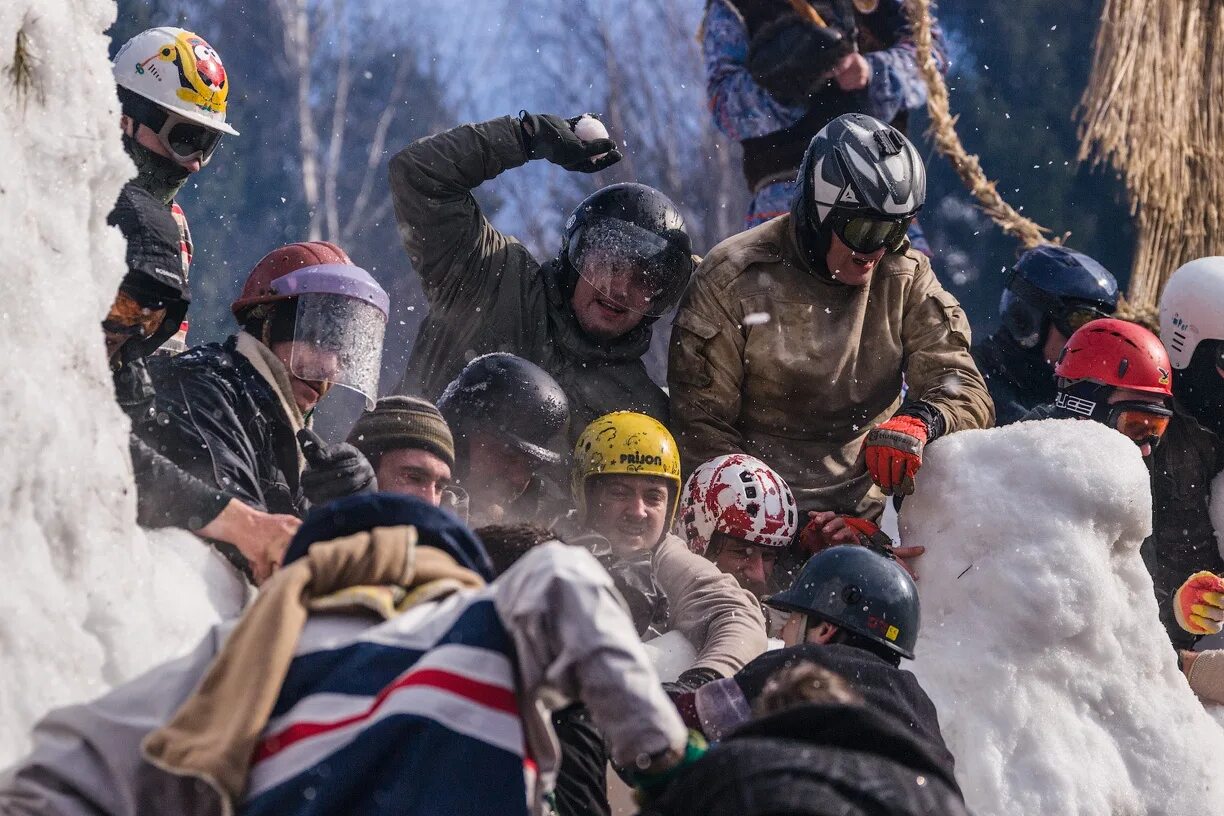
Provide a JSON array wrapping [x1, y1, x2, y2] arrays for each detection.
[[389, 116, 666, 442], [668, 214, 994, 520]]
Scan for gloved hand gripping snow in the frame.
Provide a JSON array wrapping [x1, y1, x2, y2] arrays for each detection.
[[1174, 571, 1224, 635], [298, 428, 377, 506], [519, 111, 622, 173], [864, 415, 929, 496]]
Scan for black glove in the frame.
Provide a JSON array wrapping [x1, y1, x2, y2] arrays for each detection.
[[664, 666, 723, 695], [297, 428, 377, 506], [519, 111, 622, 173], [746, 9, 855, 105]]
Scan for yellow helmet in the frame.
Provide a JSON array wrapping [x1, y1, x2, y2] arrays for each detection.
[[572, 411, 682, 531], [112, 27, 238, 135]]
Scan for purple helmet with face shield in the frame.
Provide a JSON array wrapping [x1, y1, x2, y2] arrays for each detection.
[[269, 263, 390, 409]]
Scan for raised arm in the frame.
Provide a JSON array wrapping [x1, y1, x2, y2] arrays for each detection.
[[860, 0, 949, 124]]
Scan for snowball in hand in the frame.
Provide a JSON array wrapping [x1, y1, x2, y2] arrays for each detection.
[[573, 114, 611, 161]]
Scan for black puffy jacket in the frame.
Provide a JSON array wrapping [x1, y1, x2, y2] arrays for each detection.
[[135, 334, 308, 523], [731, 643, 957, 783], [645, 702, 969, 816]]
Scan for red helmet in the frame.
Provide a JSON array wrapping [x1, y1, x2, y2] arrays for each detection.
[[1055, 318, 1173, 397], [231, 241, 352, 317]]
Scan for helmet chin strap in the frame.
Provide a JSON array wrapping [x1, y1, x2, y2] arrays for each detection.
[[123, 134, 191, 204]]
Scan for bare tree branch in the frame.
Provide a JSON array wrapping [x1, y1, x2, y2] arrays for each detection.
[[322, 0, 351, 242], [343, 56, 412, 239]]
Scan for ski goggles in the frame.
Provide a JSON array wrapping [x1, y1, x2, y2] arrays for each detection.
[[1051, 303, 1111, 339], [130, 94, 224, 166], [828, 211, 912, 254], [1005, 273, 1111, 337], [102, 289, 168, 339], [154, 110, 225, 165], [1108, 401, 1172, 448]]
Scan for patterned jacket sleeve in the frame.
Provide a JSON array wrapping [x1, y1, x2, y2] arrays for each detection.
[[702, 0, 804, 141], [862, 0, 949, 124]]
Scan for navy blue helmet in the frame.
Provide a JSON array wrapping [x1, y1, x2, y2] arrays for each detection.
[[1000, 245, 1119, 349]]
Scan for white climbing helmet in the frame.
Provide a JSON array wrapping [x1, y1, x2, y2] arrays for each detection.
[[680, 454, 798, 556], [112, 27, 238, 135], [1160, 257, 1224, 369]]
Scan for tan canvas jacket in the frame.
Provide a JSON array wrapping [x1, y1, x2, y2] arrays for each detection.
[[668, 214, 993, 520]]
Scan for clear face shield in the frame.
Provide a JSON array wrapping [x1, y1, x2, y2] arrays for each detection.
[[567, 216, 693, 317], [289, 293, 387, 409]]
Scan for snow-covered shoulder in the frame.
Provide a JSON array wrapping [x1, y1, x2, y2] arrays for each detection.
[[906, 418, 1224, 815], [0, 3, 245, 765]]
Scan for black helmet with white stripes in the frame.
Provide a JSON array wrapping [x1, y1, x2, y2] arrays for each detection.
[[792, 113, 926, 262]]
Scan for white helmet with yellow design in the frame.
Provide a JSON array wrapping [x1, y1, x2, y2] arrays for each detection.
[[113, 27, 238, 165]]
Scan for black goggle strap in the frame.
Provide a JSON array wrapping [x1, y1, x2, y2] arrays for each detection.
[[1053, 379, 1111, 422]]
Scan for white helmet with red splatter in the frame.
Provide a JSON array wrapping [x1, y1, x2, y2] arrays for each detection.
[[680, 454, 799, 556]]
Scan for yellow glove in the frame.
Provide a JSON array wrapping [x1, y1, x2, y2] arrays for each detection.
[[1173, 571, 1224, 635]]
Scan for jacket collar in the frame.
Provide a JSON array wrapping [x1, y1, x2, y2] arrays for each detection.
[[233, 331, 307, 471]]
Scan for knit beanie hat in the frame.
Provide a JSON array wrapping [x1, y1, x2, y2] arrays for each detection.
[[347, 396, 455, 469]]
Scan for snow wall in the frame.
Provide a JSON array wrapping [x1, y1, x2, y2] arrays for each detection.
[[908, 419, 1224, 815], [0, 2, 245, 764]]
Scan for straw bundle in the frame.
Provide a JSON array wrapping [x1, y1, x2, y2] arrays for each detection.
[[1079, 0, 1224, 324]]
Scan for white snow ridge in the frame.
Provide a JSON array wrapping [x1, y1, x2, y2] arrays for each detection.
[[0, 1, 244, 764], [906, 419, 1224, 815]]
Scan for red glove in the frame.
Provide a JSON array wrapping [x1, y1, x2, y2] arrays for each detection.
[[1174, 571, 1224, 635], [798, 513, 884, 554], [864, 415, 929, 496]]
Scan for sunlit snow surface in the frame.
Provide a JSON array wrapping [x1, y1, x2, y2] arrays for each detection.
[[907, 419, 1224, 815], [0, 1, 245, 764]]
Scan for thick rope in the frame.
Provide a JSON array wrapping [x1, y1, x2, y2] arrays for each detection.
[[903, 0, 1054, 250]]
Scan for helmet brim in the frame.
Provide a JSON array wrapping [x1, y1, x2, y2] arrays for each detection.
[[509, 434, 563, 466], [116, 82, 240, 136]]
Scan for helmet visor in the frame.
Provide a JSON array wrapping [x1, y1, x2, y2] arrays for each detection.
[[830, 211, 911, 254], [1053, 304, 1110, 338], [289, 293, 386, 409], [568, 216, 693, 317]]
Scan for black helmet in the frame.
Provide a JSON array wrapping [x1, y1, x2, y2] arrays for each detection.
[[765, 545, 920, 659], [560, 182, 694, 317], [1001, 245, 1119, 349], [106, 183, 190, 357], [437, 353, 569, 469], [793, 113, 926, 261]]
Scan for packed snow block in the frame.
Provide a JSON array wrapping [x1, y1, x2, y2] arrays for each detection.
[[906, 419, 1224, 815], [0, 1, 243, 764], [642, 630, 698, 682]]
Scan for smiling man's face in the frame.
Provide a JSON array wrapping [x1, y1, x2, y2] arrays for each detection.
[[570, 256, 650, 341]]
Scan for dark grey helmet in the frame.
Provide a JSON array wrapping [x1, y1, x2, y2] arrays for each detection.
[[765, 544, 920, 659], [796, 113, 926, 238], [437, 353, 569, 468]]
